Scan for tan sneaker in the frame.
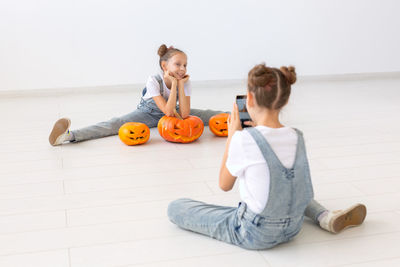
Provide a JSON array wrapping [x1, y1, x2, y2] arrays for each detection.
[[319, 203, 367, 233], [49, 118, 71, 146]]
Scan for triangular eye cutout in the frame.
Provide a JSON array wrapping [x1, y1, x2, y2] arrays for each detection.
[[119, 122, 150, 146], [216, 121, 219, 124]]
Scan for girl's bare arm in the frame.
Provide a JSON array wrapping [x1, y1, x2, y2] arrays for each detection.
[[219, 103, 242, 191], [152, 71, 178, 117], [177, 75, 191, 118]]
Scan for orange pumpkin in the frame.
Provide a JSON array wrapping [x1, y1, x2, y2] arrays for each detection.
[[209, 113, 229, 137], [158, 115, 204, 143], [118, 122, 150, 146]]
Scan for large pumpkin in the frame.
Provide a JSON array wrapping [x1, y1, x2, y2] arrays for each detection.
[[158, 115, 204, 143], [209, 113, 229, 137], [118, 122, 150, 146]]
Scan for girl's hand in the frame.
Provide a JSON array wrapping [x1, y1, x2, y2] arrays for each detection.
[[243, 120, 256, 127], [178, 74, 190, 88], [227, 103, 242, 137], [164, 71, 177, 84], [179, 74, 190, 84]]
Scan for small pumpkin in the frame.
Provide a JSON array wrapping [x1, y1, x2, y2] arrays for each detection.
[[158, 115, 204, 143], [209, 113, 229, 137], [118, 122, 150, 146]]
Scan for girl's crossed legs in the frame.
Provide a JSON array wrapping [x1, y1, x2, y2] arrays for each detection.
[[168, 198, 367, 249]]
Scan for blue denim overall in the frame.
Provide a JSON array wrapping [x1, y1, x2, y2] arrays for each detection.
[[72, 75, 224, 142], [168, 127, 326, 250]]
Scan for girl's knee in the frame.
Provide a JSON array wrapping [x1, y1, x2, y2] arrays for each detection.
[[107, 117, 125, 129], [167, 198, 191, 222], [167, 199, 181, 220]]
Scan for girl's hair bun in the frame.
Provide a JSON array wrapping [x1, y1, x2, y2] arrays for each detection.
[[158, 44, 168, 57], [248, 63, 295, 110], [280, 66, 297, 85], [248, 63, 275, 88]]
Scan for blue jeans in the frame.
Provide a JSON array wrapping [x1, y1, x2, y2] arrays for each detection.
[[72, 107, 224, 142], [168, 199, 327, 250]]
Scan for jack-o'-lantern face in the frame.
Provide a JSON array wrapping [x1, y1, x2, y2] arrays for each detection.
[[118, 122, 150, 146], [209, 113, 229, 137], [158, 115, 204, 143]]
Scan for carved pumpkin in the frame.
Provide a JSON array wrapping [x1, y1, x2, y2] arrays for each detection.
[[118, 122, 150, 146], [209, 113, 229, 137], [158, 115, 204, 143]]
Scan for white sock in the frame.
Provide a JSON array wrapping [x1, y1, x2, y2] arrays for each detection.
[[65, 131, 75, 142], [317, 210, 329, 224]]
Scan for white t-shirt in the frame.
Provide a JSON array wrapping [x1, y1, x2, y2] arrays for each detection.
[[142, 72, 192, 100], [226, 126, 298, 214]]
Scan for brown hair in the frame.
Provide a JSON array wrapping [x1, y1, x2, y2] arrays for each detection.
[[158, 44, 185, 69], [247, 63, 297, 110]]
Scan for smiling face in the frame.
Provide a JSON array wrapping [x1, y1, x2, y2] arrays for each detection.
[[161, 52, 187, 79], [209, 113, 229, 137], [118, 122, 150, 146]]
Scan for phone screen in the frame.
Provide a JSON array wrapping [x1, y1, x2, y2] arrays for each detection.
[[236, 95, 251, 128]]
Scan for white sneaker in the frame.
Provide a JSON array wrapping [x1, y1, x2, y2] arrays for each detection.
[[49, 118, 71, 146], [319, 203, 367, 234]]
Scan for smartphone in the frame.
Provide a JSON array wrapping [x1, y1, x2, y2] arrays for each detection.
[[236, 95, 251, 128]]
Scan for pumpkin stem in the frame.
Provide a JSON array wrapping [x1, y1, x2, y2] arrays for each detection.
[[173, 109, 183, 120]]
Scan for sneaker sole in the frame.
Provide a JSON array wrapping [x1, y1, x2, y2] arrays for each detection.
[[49, 118, 71, 146], [331, 203, 367, 233]]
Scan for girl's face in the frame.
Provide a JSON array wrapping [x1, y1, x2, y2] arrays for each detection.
[[162, 52, 187, 79]]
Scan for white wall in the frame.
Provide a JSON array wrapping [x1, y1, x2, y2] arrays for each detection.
[[1, 0, 399, 91]]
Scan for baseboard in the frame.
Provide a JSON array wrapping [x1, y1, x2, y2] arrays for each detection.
[[1, 71, 399, 98], [0, 84, 144, 98], [299, 71, 400, 82]]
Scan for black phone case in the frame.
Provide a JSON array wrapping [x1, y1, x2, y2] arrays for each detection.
[[236, 95, 251, 128]]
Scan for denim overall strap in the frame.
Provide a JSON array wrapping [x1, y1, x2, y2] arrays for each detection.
[[142, 74, 178, 103], [141, 74, 164, 97], [246, 127, 314, 220], [138, 74, 172, 114], [246, 127, 298, 171], [153, 74, 164, 96], [154, 74, 179, 103]]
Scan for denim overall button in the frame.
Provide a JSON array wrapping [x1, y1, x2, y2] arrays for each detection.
[[284, 169, 295, 179]]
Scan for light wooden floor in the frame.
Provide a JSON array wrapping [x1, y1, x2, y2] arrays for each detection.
[[1, 76, 400, 267]]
